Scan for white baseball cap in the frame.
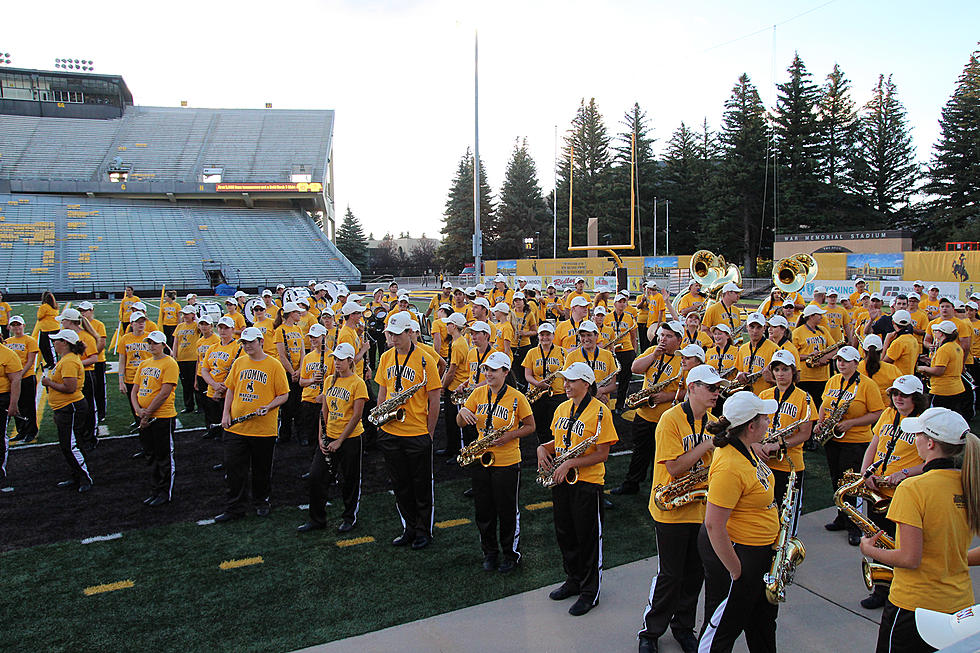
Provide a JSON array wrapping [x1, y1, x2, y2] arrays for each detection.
[[836, 346, 861, 362], [559, 362, 595, 384], [893, 309, 911, 325], [862, 334, 883, 350], [913, 280, 925, 287], [932, 320, 958, 335], [198, 316, 213, 325], [341, 301, 362, 316], [472, 297, 491, 310], [688, 278, 701, 287], [179, 305, 196, 315], [802, 304, 826, 317], [928, 284, 940, 291], [537, 322, 556, 334], [442, 281, 453, 289], [970, 292, 980, 300], [902, 407, 971, 446], [234, 290, 247, 299], [397, 293, 410, 302], [331, 342, 356, 360], [493, 302, 510, 314], [58, 308, 82, 322], [464, 287, 477, 297], [469, 320, 492, 335], [593, 306, 607, 315], [679, 344, 706, 362], [442, 312, 467, 328], [907, 292, 920, 301], [146, 330, 167, 344], [570, 296, 590, 308], [50, 329, 80, 344], [575, 277, 586, 283], [261, 289, 273, 297], [512, 291, 526, 300], [224, 297, 237, 305], [721, 282, 741, 293], [132, 302, 147, 311], [493, 274, 506, 283], [337, 285, 349, 296], [826, 288, 839, 297], [686, 364, 723, 386], [712, 323, 732, 335], [483, 351, 512, 370], [216, 316, 235, 328], [314, 283, 327, 292], [645, 280, 659, 289], [859, 292, 871, 300], [916, 604, 980, 650], [661, 319, 684, 335], [9, 315, 25, 325], [723, 392, 778, 428], [385, 312, 416, 334], [746, 312, 766, 326], [77, 301, 94, 311], [307, 324, 328, 338], [276, 284, 286, 291], [186, 293, 198, 301], [282, 302, 301, 314], [577, 320, 600, 333], [770, 349, 796, 367], [129, 311, 147, 323], [889, 375, 924, 395], [870, 293, 884, 302], [782, 299, 796, 308], [320, 306, 335, 317], [968, 301, 979, 310], [813, 286, 827, 294], [768, 315, 789, 329], [855, 277, 866, 284], [475, 283, 488, 293], [616, 291, 630, 301]]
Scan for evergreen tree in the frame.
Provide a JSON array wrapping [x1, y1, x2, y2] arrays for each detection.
[[496, 139, 551, 259], [661, 122, 704, 255], [612, 103, 657, 254], [335, 206, 368, 271], [817, 63, 858, 190], [439, 148, 495, 273], [706, 74, 771, 275], [850, 74, 919, 219], [924, 47, 980, 245]]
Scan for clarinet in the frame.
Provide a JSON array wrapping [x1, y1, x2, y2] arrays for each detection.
[[318, 337, 336, 476]]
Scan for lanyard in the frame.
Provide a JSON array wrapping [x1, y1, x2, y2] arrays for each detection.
[[483, 384, 508, 432], [715, 343, 732, 367], [393, 343, 415, 391], [771, 383, 797, 431], [563, 394, 593, 449], [682, 401, 707, 443], [614, 311, 626, 334], [747, 338, 766, 373], [538, 344, 555, 375], [580, 346, 599, 370], [474, 345, 491, 383], [650, 354, 669, 385], [868, 409, 905, 476], [830, 373, 859, 412]]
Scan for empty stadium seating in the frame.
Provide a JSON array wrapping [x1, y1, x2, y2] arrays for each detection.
[[0, 193, 358, 295]]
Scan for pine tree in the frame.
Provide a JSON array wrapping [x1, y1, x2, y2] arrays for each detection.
[[924, 47, 980, 245], [661, 122, 704, 255], [611, 103, 657, 254], [850, 74, 919, 219], [335, 206, 368, 271], [496, 139, 551, 259], [439, 148, 495, 273], [818, 63, 858, 190]]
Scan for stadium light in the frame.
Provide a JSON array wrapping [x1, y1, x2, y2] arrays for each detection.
[[54, 58, 95, 72], [0, 51, 11, 65]]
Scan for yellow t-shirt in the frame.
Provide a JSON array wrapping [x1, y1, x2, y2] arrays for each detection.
[[118, 295, 141, 323], [703, 302, 742, 334], [908, 309, 929, 345], [539, 294, 564, 323], [90, 318, 107, 364], [644, 293, 667, 327], [0, 344, 21, 393], [492, 321, 514, 355], [203, 340, 243, 399], [919, 297, 941, 321], [195, 333, 219, 373], [555, 318, 585, 351], [3, 336, 39, 378], [490, 287, 514, 306], [760, 385, 814, 473], [251, 318, 277, 357], [119, 331, 152, 384], [465, 345, 496, 387], [649, 402, 714, 524], [447, 336, 471, 391], [605, 310, 637, 352], [635, 349, 682, 423], [0, 302, 10, 326], [819, 373, 886, 444], [300, 350, 328, 403], [887, 468, 973, 613], [78, 330, 97, 372], [706, 443, 779, 547], [931, 341, 965, 396], [522, 344, 565, 395], [135, 355, 179, 418], [172, 322, 200, 362], [681, 328, 713, 352], [37, 303, 60, 332], [48, 353, 85, 409], [792, 324, 834, 383], [929, 316, 974, 364], [337, 325, 365, 378], [823, 304, 850, 342], [870, 408, 922, 498], [463, 384, 533, 467], [707, 344, 738, 378], [565, 346, 618, 396], [676, 292, 706, 317], [224, 355, 290, 437], [886, 333, 920, 377], [323, 374, 369, 439], [431, 318, 450, 358], [735, 338, 778, 395], [859, 359, 902, 406], [549, 396, 619, 485], [377, 345, 442, 437], [160, 301, 180, 326], [511, 310, 538, 348], [970, 318, 980, 360], [274, 324, 306, 370]]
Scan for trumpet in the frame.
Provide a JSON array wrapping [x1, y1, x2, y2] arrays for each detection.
[[834, 472, 895, 590], [458, 398, 518, 467], [624, 373, 681, 410], [653, 466, 709, 511], [804, 339, 847, 368]]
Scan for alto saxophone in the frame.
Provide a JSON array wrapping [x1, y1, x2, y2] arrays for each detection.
[[653, 466, 709, 511], [764, 462, 806, 604], [596, 356, 622, 393], [813, 394, 854, 445], [624, 373, 681, 410], [368, 361, 428, 426], [834, 472, 895, 590], [839, 470, 892, 513], [451, 383, 476, 406], [525, 369, 561, 404], [537, 406, 604, 488], [804, 339, 847, 368], [458, 398, 519, 467], [720, 369, 766, 398], [603, 327, 632, 352]]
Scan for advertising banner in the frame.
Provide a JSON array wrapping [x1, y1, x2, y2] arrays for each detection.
[[845, 253, 904, 280], [643, 256, 679, 276]]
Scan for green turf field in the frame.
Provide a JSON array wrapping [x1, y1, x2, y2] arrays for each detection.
[[0, 453, 837, 652]]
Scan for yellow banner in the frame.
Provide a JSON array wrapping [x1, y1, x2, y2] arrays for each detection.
[[904, 251, 978, 284]]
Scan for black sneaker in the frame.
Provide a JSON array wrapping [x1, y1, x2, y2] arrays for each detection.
[[497, 558, 517, 574], [860, 592, 886, 609], [549, 581, 580, 601], [609, 484, 638, 496], [482, 555, 498, 572], [848, 530, 861, 546], [297, 522, 325, 533], [568, 596, 596, 616], [673, 630, 698, 653], [337, 521, 354, 533]]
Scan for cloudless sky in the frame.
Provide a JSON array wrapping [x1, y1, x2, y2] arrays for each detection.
[[5, 0, 979, 243]]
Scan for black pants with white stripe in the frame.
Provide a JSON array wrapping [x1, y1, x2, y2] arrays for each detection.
[[472, 463, 521, 562], [14, 375, 38, 442], [379, 431, 434, 538], [295, 400, 320, 446], [552, 480, 604, 605], [38, 330, 57, 368], [615, 349, 636, 410], [876, 600, 935, 653], [53, 400, 93, 485], [0, 392, 10, 485], [771, 469, 806, 537], [638, 521, 703, 642], [93, 362, 107, 422], [177, 361, 196, 411], [621, 416, 657, 491], [697, 525, 777, 653], [223, 432, 276, 514], [531, 394, 561, 444], [309, 436, 363, 526], [81, 370, 98, 450], [140, 416, 176, 500], [278, 378, 302, 441]]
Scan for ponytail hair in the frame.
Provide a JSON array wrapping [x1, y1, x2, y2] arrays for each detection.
[[864, 346, 881, 378], [706, 416, 750, 448], [960, 432, 980, 534], [67, 340, 87, 356]]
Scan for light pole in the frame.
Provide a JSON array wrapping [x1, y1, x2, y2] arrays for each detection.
[[535, 231, 540, 259]]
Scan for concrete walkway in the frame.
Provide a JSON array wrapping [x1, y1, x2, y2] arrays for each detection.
[[303, 507, 980, 653]]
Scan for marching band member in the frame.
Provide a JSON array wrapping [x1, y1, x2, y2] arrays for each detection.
[[734, 313, 777, 396], [792, 304, 836, 408], [702, 282, 743, 335], [45, 329, 93, 492], [261, 289, 281, 323], [860, 408, 979, 653], [856, 374, 928, 610], [273, 302, 306, 443], [77, 301, 107, 424], [491, 303, 514, 359], [0, 338, 21, 490], [611, 320, 684, 496], [118, 286, 140, 325], [758, 350, 814, 523], [637, 364, 721, 653], [969, 300, 980, 411], [510, 292, 538, 368], [905, 293, 928, 349], [490, 274, 514, 306], [214, 327, 290, 522], [767, 315, 799, 366], [298, 342, 369, 534], [593, 288, 612, 313], [541, 283, 565, 323], [819, 346, 885, 545], [249, 303, 277, 357], [5, 316, 38, 444], [131, 331, 179, 506], [707, 324, 738, 381], [297, 324, 330, 447], [919, 320, 969, 413], [469, 297, 492, 333], [699, 392, 780, 653], [427, 281, 456, 322], [318, 307, 342, 356], [193, 316, 218, 420], [159, 290, 180, 347], [925, 297, 973, 362], [410, 320, 446, 379], [607, 291, 640, 412], [565, 321, 617, 406], [431, 305, 451, 361], [823, 290, 853, 345], [126, 303, 158, 334], [809, 286, 827, 308], [223, 297, 246, 335], [118, 312, 151, 427], [442, 313, 471, 457], [860, 335, 902, 406], [456, 320, 495, 458], [778, 298, 798, 325], [847, 278, 868, 307], [0, 290, 10, 339], [295, 298, 318, 345], [883, 311, 919, 376], [680, 311, 713, 352], [36, 291, 60, 369], [376, 312, 443, 549], [59, 308, 99, 449], [172, 306, 200, 414], [524, 322, 566, 444], [919, 283, 941, 320], [200, 316, 241, 442], [537, 362, 618, 616], [758, 287, 784, 319], [556, 296, 591, 351], [676, 279, 706, 317], [567, 277, 591, 306], [635, 281, 657, 350], [457, 351, 535, 573], [338, 301, 370, 380]]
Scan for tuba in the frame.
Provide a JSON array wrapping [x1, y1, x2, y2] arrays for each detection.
[[765, 462, 806, 604], [834, 472, 895, 590], [671, 250, 723, 313], [772, 254, 818, 294], [653, 466, 709, 511]]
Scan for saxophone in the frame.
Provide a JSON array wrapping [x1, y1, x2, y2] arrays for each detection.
[[624, 373, 681, 410], [537, 406, 604, 488], [719, 369, 766, 398], [764, 462, 806, 604], [526, 369, 561, 404], [596, 356, 621, 393], [368, 360, 428, 426], [458, 398, 519, 467], [813, 393, 854, 445], [451, 384, 477, 406], [839, 470, 893, 513], [602, 326, 632, 352], [834, 473, 895, 590], [653, 466, 709, 511], [804, 339, 847, 368]]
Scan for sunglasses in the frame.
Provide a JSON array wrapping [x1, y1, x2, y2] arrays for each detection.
[[696, 382, 723, 393], [888, 390, 914, 398]]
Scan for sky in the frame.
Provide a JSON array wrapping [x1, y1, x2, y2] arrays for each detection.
[[5, 0, 979, 244]]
